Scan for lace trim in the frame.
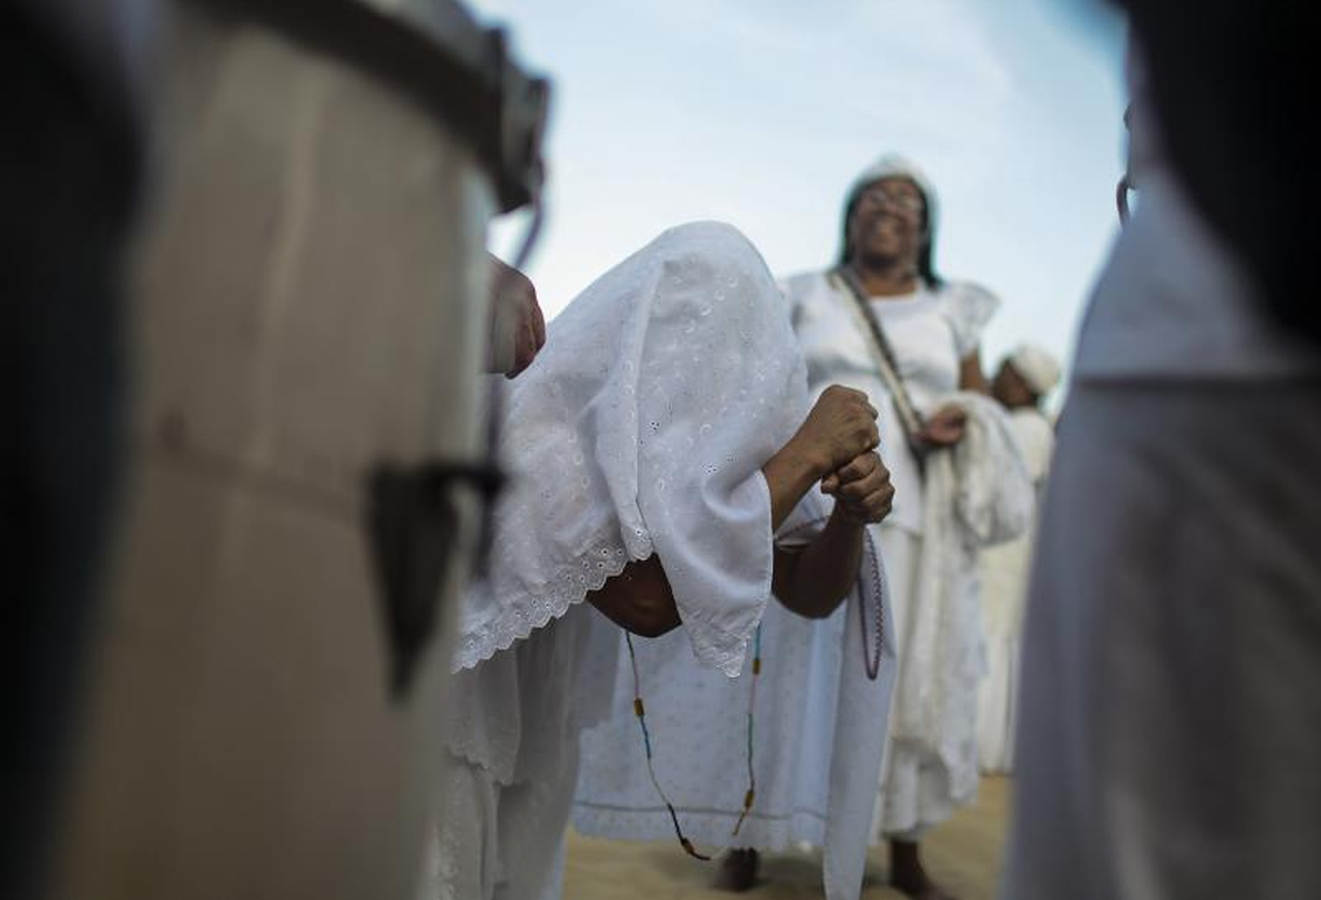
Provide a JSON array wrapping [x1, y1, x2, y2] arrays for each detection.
[[454, 540, 767, 678], [674, 575, 769, 678], [452, 539, 634, 672]]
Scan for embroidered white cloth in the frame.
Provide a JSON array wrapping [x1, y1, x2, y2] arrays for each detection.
[[430, 222, 815, 900], [454, 221, 811, 677]]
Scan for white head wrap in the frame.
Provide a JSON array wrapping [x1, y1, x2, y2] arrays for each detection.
[[844, 154, 940, 235], [1008, 343, 1062, 396]]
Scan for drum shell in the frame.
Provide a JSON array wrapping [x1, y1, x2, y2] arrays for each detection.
[[56, 5, 495, 898]]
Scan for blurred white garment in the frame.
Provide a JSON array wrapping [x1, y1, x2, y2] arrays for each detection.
[[785, 266, 1024, 841], [1077, 167, 1318, 381], [1003, 158, 1321, 898], [875, 391, 1032, 840], [427, 222, 814, 900], [426, 608, 609, 900], [976, 407, 1054, 774]]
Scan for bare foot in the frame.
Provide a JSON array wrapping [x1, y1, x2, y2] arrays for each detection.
[[714, 848, 759, 892], [890, 839, 958, 900]]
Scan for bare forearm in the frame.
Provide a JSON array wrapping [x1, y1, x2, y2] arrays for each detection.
[[774, 508, 865, 619], [585, 399, 862, 637], [762, 441, 829, 530]]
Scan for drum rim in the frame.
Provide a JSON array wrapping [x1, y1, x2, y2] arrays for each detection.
[[184, 0, 548, 213]]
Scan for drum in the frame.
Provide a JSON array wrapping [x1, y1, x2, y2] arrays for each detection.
[[54, 2, 546, 897]]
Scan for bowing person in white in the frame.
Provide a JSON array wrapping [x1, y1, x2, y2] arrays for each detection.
[[423, 222, 896, 900], [780, 155, 1031, 899]]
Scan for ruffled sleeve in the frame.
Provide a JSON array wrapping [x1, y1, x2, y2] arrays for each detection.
[[940, 281, 999, 358]]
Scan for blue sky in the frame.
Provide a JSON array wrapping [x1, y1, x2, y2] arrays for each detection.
[[473, 0, 1126, 401]]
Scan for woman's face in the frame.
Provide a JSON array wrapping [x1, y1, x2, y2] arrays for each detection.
[[847, 176, 926, 268]]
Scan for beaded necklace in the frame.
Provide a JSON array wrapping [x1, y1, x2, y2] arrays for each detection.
[[624, 631, 712, 860], [731, 624, 761, 836], [858, 526, 885, 680], [776, 517, 886, 680]]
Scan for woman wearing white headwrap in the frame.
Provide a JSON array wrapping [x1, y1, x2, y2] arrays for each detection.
[[975, 345, 1059, 774], [423, 221, 896, 900], [775, 155, 1031, 900]]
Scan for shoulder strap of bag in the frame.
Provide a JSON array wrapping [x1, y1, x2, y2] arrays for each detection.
[[829, 266, 928, 453]]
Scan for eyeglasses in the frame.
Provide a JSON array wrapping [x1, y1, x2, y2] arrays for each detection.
[[855, 185, 925, 217]]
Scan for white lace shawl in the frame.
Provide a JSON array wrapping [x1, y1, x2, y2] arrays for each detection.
[[454, 222, 811, 676], [890, 391, 1033, 802]]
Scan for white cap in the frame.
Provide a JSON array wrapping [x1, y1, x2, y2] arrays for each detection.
[[1009, 343, 1062, 396]]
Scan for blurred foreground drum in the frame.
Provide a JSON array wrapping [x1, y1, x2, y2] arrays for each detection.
[[55, 2, 546, 898]]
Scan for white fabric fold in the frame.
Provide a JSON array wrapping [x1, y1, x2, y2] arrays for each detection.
[[454, 221, 810, 676], [887, 391, 1033, 807], [977, 407, 1053, 774]]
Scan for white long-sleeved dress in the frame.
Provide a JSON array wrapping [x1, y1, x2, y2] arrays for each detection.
[[785, 271, 1009, 839]]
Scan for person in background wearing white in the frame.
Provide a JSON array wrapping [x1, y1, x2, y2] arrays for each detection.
[[776, 154, 1030, 900], [975, 345, 1060, 775]]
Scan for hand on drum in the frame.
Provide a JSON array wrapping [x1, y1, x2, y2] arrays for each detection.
[[821, 451, 895, 525], [486, 254, 546, 378]]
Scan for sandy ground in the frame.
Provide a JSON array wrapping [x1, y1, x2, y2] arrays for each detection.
[[563, 775, 1010, 899]]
